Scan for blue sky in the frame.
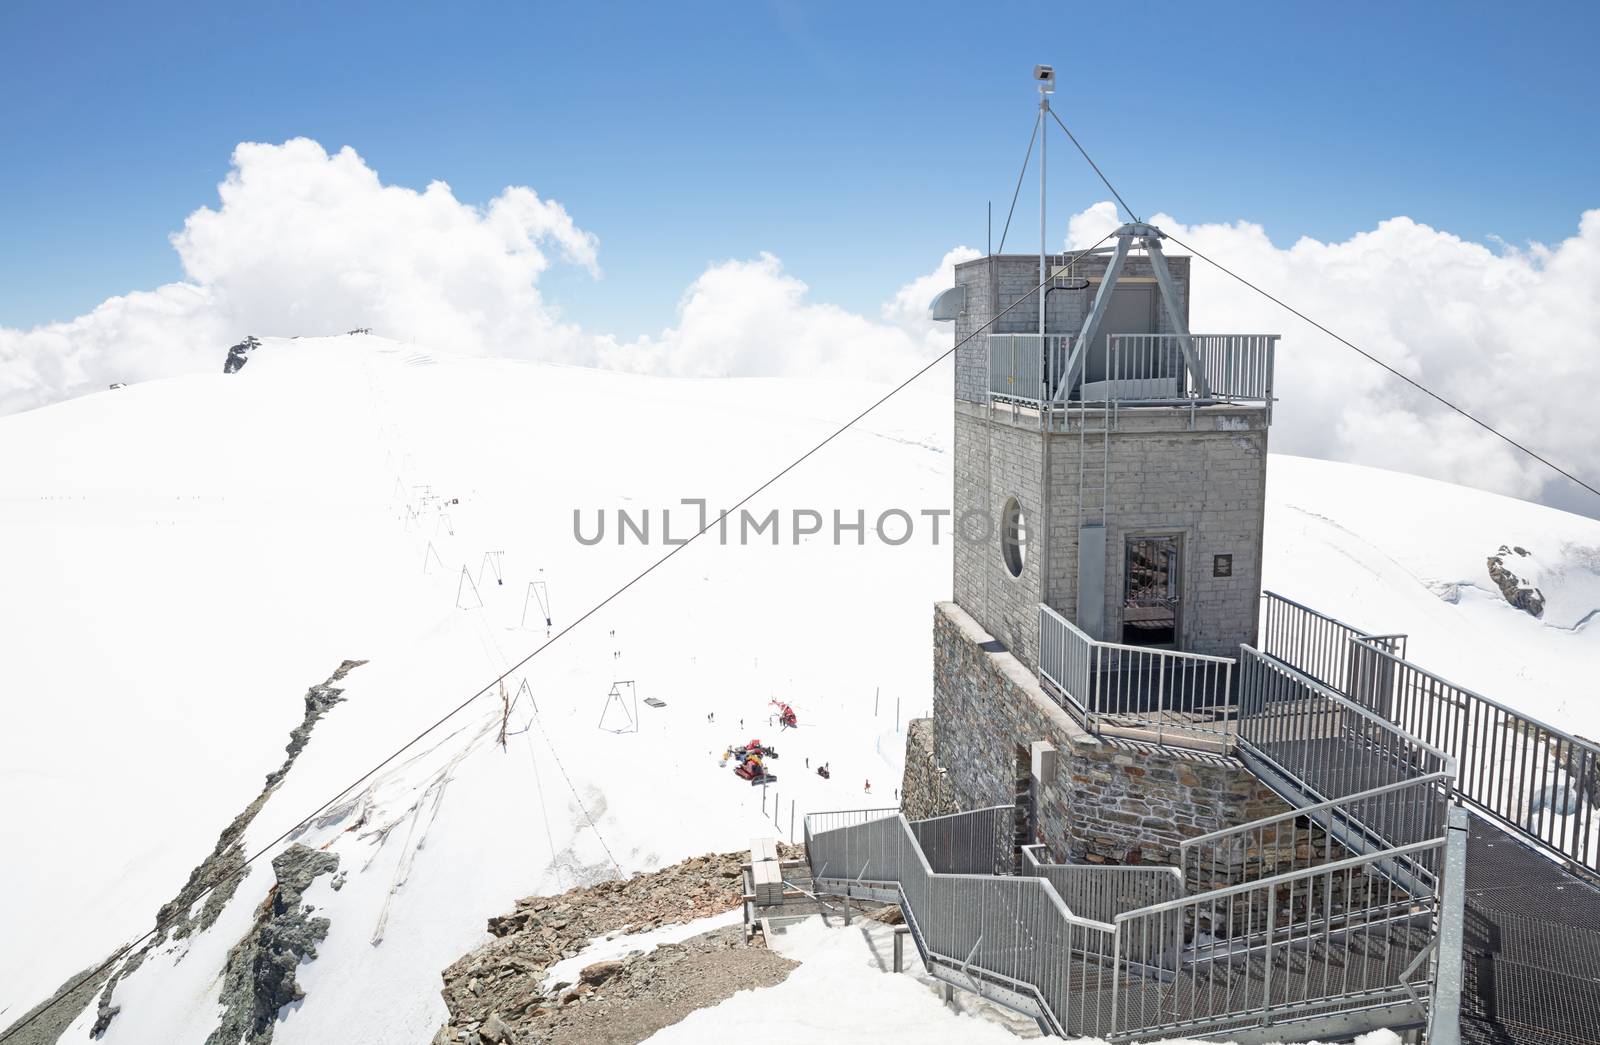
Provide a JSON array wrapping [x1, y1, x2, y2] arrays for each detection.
[[2, 0, 1597, 339]]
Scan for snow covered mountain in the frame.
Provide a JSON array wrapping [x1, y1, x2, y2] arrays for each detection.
[[2, 335, 1596, 1043]]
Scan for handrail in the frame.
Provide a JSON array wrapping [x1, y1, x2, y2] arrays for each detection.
[[1179, 772, 1456, 851], [1075, 634, 1235, 664], [807, 809, 1120, 1036], [1239, 646, 1456, 773], [809, 807, 1447, 1040], [1260, 588, 1368, 627], [836, 871, 1074, 1038], [1350, 636, 1600, 878], [1131, 836, 1445, 919], [1102, 333, 1277, 404], [1353, 636, 1600, 749], [1258, 590, 1408, 697], [1261, 588, 1600, 879], [1111, 833, 1447, 1040], [1038, 602, 1237, 749], [986, 332, 1276, 409], [905, 803, 1012, 825], [1021, 845, 1183, 927]]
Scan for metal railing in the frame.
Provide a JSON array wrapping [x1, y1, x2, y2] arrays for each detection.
[[1236, 647, 1456, 818], [807, 805, 1458, 1041], [1097, 334, 1186, 400], [1192, 334, 1277, 401], [1022, 846, 1183, 926], [1038, 603, 1236, 749], [1180, 773, 1453, 902], [806, 807, 1116, 1038], [986, 332, 1276, 409], [1259, 591, 1408, 697], [1262, 591, 1600, 880], [1093, 333, 1277, 404], [988, 334, 1072, 405], [1112, 835, 1451, 1041], [1349, 638, 1600, 878], [910, 806, 1012, 875]]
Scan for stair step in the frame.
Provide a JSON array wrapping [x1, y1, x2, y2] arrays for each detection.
[[1466, 909, 1600, 981], [1465, 956, 1600, 1045]]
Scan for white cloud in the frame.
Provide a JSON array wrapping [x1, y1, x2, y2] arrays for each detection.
[[1101, 207, 1600, 513], [882, 246, 983, 349], [0, 139, 601, 413], [594, 246, 979, 381], [0, 139, 958, 412], [2, 137, 1597, 514]]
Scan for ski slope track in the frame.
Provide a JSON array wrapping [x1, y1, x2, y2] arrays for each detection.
[[1, 334, 1596, 1043]]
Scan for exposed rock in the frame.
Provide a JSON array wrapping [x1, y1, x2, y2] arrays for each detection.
[[1530, 782, 1580, 818], [205, 844, 340, 1045], [479, 1013, 513, 1043], [0, 959, 120, 1045], [1487, 545, 1545, 618], [867, 904, 904, 925], [224, 335, 262, 374], [79, 660, 364, 1038], [438, 846, 803, 1045]]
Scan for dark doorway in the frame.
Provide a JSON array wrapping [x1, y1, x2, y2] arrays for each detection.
[[1122, 535, 1181, 647], [1012, 745, 1034, 874]]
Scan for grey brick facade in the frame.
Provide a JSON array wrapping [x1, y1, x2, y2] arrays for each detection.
[[953, 401, 1269, 661]]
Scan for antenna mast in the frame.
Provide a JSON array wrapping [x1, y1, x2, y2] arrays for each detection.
[[1035, 64, 1055, 339]]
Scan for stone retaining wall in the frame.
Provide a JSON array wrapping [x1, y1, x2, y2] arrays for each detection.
[[898, 717, 959, 822], [930, 600, 1287, 865]]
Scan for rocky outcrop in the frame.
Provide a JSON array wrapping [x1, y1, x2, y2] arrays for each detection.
[[82, 660, 364, 1039], [151, 660, 362, 947], [205, 844, 340, 1045], [437, 847, 802, 1045], [0, 960, 121, 1045], [223, 336, 262, 374], [1488, 545, 1545, 618]]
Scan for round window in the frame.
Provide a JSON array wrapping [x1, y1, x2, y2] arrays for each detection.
[[1000, 496, 1026, 578]]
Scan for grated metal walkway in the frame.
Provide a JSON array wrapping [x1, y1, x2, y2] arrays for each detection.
[[1460, 815, 1600, 1045]]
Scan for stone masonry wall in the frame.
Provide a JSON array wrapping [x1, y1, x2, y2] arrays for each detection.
[[899, 718, 959, 822], [930, 601, 1287, 865]]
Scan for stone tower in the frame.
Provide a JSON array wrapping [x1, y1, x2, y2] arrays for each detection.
[[910, 222, 1289, 864], [933, 223, 1276, 667]]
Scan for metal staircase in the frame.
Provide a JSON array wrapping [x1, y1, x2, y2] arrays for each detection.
[[809, 592, 1600, 1041], [807, 791, 1456, 1043]]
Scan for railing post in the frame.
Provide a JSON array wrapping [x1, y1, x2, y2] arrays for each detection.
[[1109, 929, 1121, 1035], [1091, 645, 1102, 733], [1223, 661, 1235, 750], [1156, 654, 1166, 745], [1262, 889, 1276, 1015], [1428, 807, 1469, 1045]]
